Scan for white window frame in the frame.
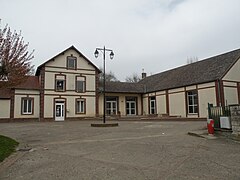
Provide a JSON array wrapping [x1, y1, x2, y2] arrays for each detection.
[[150, 96, 156, 114], [22, 98, 33, 115], [76, 99, 85, 114], [187, 90, 198, 114]]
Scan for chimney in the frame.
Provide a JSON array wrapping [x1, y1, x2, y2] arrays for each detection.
[[142, 68, 146, 79], [142, 72, 146, 79]]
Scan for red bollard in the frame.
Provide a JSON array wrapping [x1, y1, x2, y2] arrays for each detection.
[[207, 119, 214, 134]]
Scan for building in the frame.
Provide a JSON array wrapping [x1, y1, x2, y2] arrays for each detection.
[[0, 46, 100, 121], [0, 46, 240, 121], [103, 48, 240, 118]]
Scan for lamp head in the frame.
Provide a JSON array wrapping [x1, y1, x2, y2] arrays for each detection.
[[94, 49, 99, 58], [110, 51, 114, 59]]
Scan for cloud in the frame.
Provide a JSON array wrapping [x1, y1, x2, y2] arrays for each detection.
[[1, 0, 240, 80]]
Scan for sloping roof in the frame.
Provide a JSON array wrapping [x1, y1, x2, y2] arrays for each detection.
[[105, 81, 144, 93], [0, 88, 11, 99], [36, 45, 100, 76], [0, 76, 40, 98], [138, 48, 240, 92], [15, 76, 40, 90]]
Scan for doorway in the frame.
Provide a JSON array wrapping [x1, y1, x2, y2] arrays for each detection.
[[55, 101, 65, 121]]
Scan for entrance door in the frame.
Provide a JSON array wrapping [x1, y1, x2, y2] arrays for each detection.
[[150, 97, 156, 114], [126, 101, 136, 115], [55, 102, 65, 121], [106, 101, 117, 115]]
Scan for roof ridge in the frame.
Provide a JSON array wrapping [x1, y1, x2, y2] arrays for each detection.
[[140, 47, 240, 82]]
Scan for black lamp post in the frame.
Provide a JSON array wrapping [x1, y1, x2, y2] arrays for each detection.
[[94, 46, 114, 123]]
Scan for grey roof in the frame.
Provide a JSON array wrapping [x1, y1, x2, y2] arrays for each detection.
[[105, 81, 144, 93], [104, 48, 240, 94], [139, 48, 240, 92]]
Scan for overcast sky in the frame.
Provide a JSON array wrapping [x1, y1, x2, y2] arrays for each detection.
[[1, 0, 240, 81]]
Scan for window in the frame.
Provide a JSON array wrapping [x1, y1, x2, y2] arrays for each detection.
[[76, 76, 86, 93], [55, 75, 66, 92], [187, 90, 198, 114], [22, 98, 33, 115], [106, 97, 118, 115], [126, 97, 137, 115], [76, 99, 85, 114], [149, 96, 156, 114], [67, 56, 77, 69]]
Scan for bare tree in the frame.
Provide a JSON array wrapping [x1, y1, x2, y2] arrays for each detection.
[[98, 67, 119, 83], [125, 73, 141, 83], [187, 56, 198, 64], [0, 22, 34, 89]]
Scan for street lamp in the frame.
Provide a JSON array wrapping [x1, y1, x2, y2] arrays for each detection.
[[94, 46, 114, 123]]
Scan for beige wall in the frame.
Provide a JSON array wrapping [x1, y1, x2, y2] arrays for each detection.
[[14, 90, 40, 119], [169, 92, 186, 117], [142, 97, 148, 115], [42, 48, 98, 119], [99, 93, 142, 116], [0, 99, 10, 118], [223, 58, 240, 81], [142, 82, 217, 118], [156, 95, 166, 114], [44, 96, 55, 118], [224, 87, 238, 105], [66, 96, 96, 117], [44, 95, 96, 119], [198, 87, 216, 117], [46, 49, 96, 70], [44, 70, 96, 91]]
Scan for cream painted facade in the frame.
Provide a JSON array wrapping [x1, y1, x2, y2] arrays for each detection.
[[0, 100, 10, 118], [98, 93, 142, 116], [141, 81, 236, 118], [39, 47, 98, 121], [223, 57, 240, 82], [1, 47, 240, 121], [0, 46, 99, 121], [14, 90, 40, 119]]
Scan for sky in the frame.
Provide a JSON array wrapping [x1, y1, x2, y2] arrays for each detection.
[[1, 0, 240, 81]]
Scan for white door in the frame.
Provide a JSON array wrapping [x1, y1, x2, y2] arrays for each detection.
[[106, 101, 117, 115], [55, 102, 65, 121], [126, 101, 136, 115]]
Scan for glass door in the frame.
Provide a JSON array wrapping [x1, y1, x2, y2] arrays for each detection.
[[126, 101, 136, 115], [106, 101, 117, 115], [55, 102, 65, 121]]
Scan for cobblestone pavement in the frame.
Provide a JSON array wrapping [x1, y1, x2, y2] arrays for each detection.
[[0, 121, 240, 180]]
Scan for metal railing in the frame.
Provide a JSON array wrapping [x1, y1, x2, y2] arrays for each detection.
[[208, 104, 231, 128]]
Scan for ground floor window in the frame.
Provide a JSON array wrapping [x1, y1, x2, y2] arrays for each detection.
[[106, 97, 118, 115], [76, 99, 86, 114], [21, 98, 33, 115], [187, 90, 198, 114], [126, 97, 137, 115], [149, 96, 156, 114]]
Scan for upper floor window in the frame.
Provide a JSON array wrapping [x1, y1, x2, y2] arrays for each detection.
[[67, 56, 77, 69], [55, 75, 66, 92], [21, 98, 33, 115], [76, 76, 86, 93], [187, 90, 198, 114]]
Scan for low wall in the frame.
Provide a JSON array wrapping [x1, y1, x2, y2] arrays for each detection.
[[230, 105, 240, 136]]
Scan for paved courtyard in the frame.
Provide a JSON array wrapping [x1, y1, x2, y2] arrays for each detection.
[[0, 120, 240, 180]]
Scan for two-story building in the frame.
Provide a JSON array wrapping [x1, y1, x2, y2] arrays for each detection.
[[0, 46, 100, 121], [0, 46, 240, 121]]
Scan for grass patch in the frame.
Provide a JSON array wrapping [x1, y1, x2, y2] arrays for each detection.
[[0, 135, 19, 162]]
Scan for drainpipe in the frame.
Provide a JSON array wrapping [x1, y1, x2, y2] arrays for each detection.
[[218, 79, 222, 106]]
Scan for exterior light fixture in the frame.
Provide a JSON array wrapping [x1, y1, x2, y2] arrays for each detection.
[[94, 46, 114, 123]]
